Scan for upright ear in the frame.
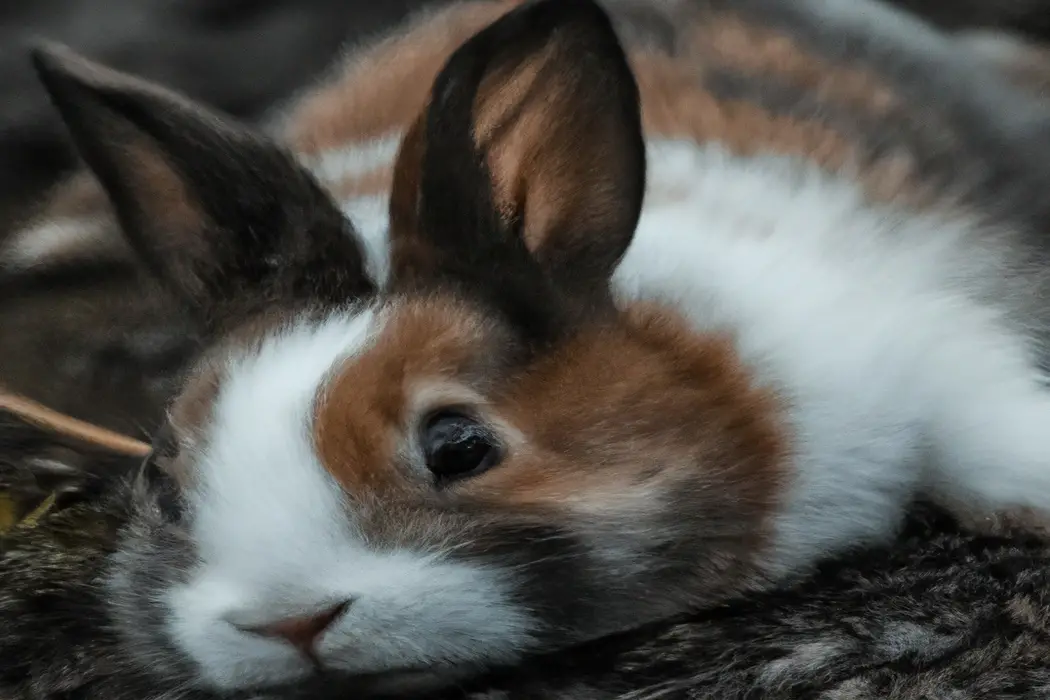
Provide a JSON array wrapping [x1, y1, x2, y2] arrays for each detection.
[[30, 43, 374, 331], [391, 0, 645, 304]]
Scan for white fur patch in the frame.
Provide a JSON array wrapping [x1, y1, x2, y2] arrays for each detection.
[[957, 30, 1034, 65], [166, 308, 534, 690], [340, 193, 391, 288], [615, 140, 1050, 573], [305, 134, 401, 183], [304, 138, 398, 289], [0, 217, 111, 269]]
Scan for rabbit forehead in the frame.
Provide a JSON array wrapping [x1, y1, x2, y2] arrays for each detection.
[[172, 302, 514, 526], [170, 296, 505, 504], [187, 306, 383, 520]]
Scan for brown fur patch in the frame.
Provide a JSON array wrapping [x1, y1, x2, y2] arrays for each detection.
[[125, 140, 209, 234], [168, 362, 222, 440], [313, 300, 502, 494], [313, 294, 786, 579], [633, 51, 853, 161], [111, 138, 217, 300], [630, 52, 923, 204], [284, 1, 524, 155], [473, 38, 638, 256], [473, 39, 553, 232], [475, 304, 786, 520], [163, 358, 225, 487]]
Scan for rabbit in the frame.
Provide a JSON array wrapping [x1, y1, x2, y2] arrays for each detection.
[[20, 0, 1050, 695]]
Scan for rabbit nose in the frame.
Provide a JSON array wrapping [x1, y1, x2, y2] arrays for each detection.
[[243, 601, 351, 653]]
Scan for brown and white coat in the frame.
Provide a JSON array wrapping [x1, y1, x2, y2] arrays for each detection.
[[8, 0, 1050, 695]]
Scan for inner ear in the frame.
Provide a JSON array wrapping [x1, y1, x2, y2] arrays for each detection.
[[31, 42, 374, 332], [471, 24, 645, 289], [391, 0, 645, 306]]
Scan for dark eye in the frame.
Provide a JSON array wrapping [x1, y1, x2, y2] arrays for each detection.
[[422, 411, 501, 480]]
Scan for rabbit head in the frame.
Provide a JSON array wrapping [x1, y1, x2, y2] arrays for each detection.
[[32, 0, 786, 693]]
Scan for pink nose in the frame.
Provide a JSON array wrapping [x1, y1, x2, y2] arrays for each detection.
[[245, 601, 350, 653]]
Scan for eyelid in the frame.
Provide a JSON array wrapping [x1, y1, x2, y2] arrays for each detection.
[[422, 410, 505, 484], [423, 403, 482, 422], [421, 407, 498, 445]]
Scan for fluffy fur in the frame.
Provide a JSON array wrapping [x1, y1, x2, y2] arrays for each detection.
[[12, 0, 1050, 696], [5, 483, 1050, 699]]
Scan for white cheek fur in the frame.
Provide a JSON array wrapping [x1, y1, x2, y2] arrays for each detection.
[[165, 308, 535, 691]]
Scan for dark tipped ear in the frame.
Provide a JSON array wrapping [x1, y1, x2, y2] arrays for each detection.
[[391, 0, 645, 306], [30, 42, 373, 331]]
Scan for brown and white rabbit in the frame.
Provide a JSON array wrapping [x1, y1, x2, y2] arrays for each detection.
[[22, 0, 1050, 695]]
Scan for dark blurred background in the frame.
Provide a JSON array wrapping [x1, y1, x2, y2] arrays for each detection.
[[0, 0, 443, 224]]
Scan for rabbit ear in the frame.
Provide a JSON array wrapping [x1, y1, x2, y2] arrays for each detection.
[[30, 43, 374, 332], [391, 0, 645, 313]]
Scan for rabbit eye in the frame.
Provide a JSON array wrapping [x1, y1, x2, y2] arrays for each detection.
[[422, 410, 501, 481]]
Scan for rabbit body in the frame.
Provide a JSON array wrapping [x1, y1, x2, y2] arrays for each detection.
[[12, 0, 1050, 696]]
